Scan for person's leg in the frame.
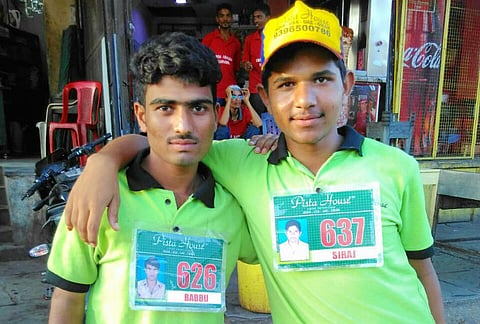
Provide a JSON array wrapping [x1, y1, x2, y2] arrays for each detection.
[[244, 124, 261, 139], [214, 125, 230, 140]]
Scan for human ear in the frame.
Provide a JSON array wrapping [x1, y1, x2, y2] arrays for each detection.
[[134, 102, 147, 133], [343, 70, 355, 97], [257, 84, 272, 114], [213, 102, 220, 127]]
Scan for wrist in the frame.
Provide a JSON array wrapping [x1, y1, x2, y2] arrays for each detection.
[[88, 150, 123, 170]]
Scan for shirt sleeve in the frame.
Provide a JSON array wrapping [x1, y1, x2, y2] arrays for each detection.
[[238, 218, 258, 264], [202, 33, 212, 47], [398, 157, 434, 255], [233, 38, 241, 71], [46, 214, 101, 291], [242, 34, 251, 63]]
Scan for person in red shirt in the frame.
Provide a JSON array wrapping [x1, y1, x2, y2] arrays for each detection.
[[241, 4, 270, 115], [202, 3, 241, 106], [215, 85, 262, 139], [353, 95, 368, 136]]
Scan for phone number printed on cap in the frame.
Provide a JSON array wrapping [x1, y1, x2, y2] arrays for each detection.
[[273, 23, 331, 39]]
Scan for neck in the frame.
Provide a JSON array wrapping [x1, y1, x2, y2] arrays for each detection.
[[147, 278, 157, 284], [142, 155, 201, 205], [231, 108, 240, 119], [286, 132, 343, 174], [219, 27, 230, 39]]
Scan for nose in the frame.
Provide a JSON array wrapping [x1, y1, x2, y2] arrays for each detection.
[[293, 82, 315, 110], [173, 108, 193, 134]]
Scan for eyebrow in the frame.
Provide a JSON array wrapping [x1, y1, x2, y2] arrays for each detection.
[[149, 98, 214, 106], [272, 69, 337, 86]]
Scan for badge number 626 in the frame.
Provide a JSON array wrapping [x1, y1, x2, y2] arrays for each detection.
[[177, 262, 217, 290]]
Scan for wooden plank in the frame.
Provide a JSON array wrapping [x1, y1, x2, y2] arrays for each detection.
[[437, 208, 475, 223], [437, 170, 480, 201], [420, 169, 440, 228], [432, 170, 480, 236], [423, 184, 437, 227]]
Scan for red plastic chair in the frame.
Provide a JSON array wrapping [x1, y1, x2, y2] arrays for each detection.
[[48, 81, 102, 159]]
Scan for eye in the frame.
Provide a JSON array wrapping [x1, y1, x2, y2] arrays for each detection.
[[313, 76, 328, 84], [156, 105, 173, 112], [278, 81, 295, 89], [192, 104, 208, 113]]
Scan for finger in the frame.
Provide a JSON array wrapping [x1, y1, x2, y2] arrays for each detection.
[[107, 194, 120, 231], [248, 135, 259, 146], [261, 142, 277, 154], [64, 194, 74, 231], [86, 211, 100, 247], [252, 136, 268, 150], [74, 204, 89, 244], [261, 138, 275, 154], [255, 134, 279, 154]]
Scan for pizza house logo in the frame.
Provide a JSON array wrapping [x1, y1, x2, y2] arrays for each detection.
[[403, 42, 441, 69]]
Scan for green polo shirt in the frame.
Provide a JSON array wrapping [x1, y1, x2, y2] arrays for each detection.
[[47, 148, 256, 324], [204, 126, 435, 323]]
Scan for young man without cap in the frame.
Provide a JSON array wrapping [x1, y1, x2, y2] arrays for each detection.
[[241, 3, 271, 115], [63, 2, 445, 323], [46, 33, 256, 324], [202, 2, 241, 106]]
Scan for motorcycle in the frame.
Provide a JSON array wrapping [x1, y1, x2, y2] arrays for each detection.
[[22, 133, 112, 299]]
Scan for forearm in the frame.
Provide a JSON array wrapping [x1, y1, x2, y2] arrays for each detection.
[[409, 258, 446, 324], [48, 288, 86, 324], [218, 105, 230, 126], [93, 134, 148, 169], [64, 133, 148, 242]]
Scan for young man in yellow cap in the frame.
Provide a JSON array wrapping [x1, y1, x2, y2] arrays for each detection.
[[63, 2, 445, 323]]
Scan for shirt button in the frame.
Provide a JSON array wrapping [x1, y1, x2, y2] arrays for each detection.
[[165, 199, 171, 205], [173, 226, 180, 232], [315, 187, 322, 193]]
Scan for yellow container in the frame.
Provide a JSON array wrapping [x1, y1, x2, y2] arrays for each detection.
[[236, 261, 271, 313]]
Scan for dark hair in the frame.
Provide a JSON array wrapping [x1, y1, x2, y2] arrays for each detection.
[[216, 3, 232, 16], [145, 256, 160, 269], [130, 32, 221, 105], [253, 3, 271, 16], [285, 219, 301, 231], [262, 43, 347, 92]]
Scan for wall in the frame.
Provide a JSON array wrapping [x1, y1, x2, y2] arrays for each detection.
[[1, 0, 48, 93], [268, 0, 289, 18], [43, 0, 76, 97], [2, 164, 46, 250]]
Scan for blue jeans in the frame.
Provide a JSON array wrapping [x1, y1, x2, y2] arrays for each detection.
[[214, 125, 261, 140]]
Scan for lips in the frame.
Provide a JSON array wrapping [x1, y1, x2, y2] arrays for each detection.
[[291, 112, 324, 121], [169, 138, 197, 145]]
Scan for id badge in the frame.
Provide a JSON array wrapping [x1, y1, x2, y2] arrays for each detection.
[[130, 229, 227, 312], [272, 183, 383, 271]]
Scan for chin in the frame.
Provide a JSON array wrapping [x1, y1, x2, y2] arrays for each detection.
[[287, 130, 323, 143], [178, 151, 208, 165]]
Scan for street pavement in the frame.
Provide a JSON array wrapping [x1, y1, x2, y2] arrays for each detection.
[[1, 221, 479, 323]]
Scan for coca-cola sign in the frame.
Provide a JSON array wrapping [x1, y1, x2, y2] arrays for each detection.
[[403, 42, 441, 69]]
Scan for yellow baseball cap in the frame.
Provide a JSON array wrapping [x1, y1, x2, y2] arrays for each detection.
[[261, 1, 343, 70]]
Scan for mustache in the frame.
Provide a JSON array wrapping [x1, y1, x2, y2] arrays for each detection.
[[167, 134, 199, 142]]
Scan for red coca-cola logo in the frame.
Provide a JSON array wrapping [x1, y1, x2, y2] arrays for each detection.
[[403, 42, 441, 69]]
